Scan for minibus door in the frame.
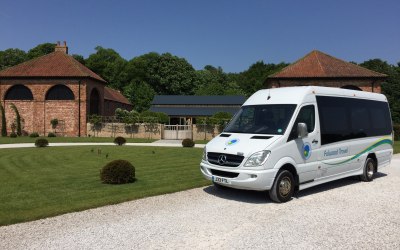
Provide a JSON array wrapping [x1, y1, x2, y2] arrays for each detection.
[[288, 104, 321, 183]]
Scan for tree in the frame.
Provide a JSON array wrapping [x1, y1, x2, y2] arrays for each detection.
[[72, 54, 85, 65], [236, 61, 288, 96], [10, 104, 22, 136], [27, 43, 55, 59], [126, 52, 200, 95], [85, 46, 128, 90], [0, 102, 7, 136], [123, 80, 156, 112], [0, 48, 27, 70], [195, 66, 244, 95]]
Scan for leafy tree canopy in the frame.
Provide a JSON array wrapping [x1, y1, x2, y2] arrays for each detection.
[[123, 80, 156, 112], [27, 43, 55, 59], [0, 49, 27, 70], [126, 52, 200, 95], [85, 46, 128, 90]]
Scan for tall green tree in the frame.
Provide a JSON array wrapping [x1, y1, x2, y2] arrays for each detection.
[[126, 52, 200, 95], [85, 46, 128, 90], [195, 66, 244, 95], [0, 102, 7, 137], [237, 61, 288, 96], [0, 48, 27, 70], [72, 54, 85, 65], [123, 80, 156, 112], [27, 43, 55, 59]]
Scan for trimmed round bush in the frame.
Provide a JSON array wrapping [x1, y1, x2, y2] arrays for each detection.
[[10, 132, 17, 138], [48, 132, 56, 137], [35, 138, 49, 147], [100, 160, 135, 184], [114, 136, 126, 146], [29, 132, 39, 138], [182, 138, 195, 147]]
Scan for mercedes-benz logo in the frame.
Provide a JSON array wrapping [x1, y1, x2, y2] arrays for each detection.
[[218, 155, 227, 165]]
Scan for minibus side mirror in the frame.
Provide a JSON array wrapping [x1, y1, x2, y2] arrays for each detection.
[[297, 123, 308, 139]]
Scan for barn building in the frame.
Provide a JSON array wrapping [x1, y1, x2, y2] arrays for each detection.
[[150, 95, 246, 125], [266, 50, 387, 93], [0, 42, 132, 136]]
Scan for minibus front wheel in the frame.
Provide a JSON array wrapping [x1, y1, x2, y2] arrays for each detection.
[[269, 170, 295, 203]]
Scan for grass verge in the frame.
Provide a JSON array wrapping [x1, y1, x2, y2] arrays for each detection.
[[0, 136, 156, 144], [0, 146, 209, 226]]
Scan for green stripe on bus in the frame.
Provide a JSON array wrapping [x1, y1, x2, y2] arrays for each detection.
[[322, 138, 392, 166]]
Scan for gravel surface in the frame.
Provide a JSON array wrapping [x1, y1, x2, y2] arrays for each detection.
[[1, 156, 400, 249]]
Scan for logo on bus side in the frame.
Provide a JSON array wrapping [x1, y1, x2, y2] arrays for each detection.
[[303, 142, 312, 160], [226, 138, 239, 146]]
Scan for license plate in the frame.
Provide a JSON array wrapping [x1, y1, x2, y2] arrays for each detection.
[[212, 176, 231, 184]]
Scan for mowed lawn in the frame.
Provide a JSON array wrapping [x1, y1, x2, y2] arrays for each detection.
[[0, 146, 210, 226], [0, 136, 156, 144]]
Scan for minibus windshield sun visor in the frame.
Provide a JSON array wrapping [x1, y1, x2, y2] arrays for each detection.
[[224, 104, 297, 135]]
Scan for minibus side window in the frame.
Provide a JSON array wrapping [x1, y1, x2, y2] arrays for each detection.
[[288, 105, 315, 141]]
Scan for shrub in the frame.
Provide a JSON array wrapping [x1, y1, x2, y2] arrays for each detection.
[[10, 132, 17, 138], [35, 138, 49, 147], [29, 132, 39, 138], [100, 160, 135, 184], [182, 138, 195, 147], [10, 104, 22, 136], [393, 124, 400, 141], [114, 136, 126, 146], [48, 132, 56, 137], [0, 102, 6, 137]]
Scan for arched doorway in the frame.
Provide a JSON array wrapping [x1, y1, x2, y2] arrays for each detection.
[[89, 88, 100, 115], [341, 85, 362, 91]]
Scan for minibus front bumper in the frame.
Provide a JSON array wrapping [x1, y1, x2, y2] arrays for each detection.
[[200, 162, 278, 191]]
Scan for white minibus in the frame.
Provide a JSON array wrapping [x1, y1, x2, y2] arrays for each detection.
[[200, 86, 393, 202]]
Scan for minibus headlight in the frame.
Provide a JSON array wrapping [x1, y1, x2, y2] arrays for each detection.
[[244, 150, 271, 167], [202, 147, 207, 161]]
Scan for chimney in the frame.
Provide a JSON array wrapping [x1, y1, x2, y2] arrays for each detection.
[[55, 40, 68, 54]]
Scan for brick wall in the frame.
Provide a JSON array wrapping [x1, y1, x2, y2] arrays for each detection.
[[87, 123, 162, 139], [0, 78, 105, 136]]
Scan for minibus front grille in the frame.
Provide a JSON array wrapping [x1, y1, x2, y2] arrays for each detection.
[[210, 169, 239, 178], [207, 152, 244, 167]]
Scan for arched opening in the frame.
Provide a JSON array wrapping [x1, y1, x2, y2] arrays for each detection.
[[341, 85, 362, 91], [5, 85, 34, 100], [89, 88, 100, 115], [46, 85, 75, 100]]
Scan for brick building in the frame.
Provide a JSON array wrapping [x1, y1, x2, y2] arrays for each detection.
[[266, 50, 387, 93], [0, 42, 132, 136]]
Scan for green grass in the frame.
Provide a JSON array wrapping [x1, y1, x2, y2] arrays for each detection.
[[0, 146, 209, 226], [194, 140, 209, 144], [0, 136, 156, 144]]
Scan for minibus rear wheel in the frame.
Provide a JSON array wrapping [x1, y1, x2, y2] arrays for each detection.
[[360, 158, 376, 182], [269, 170, 295, 203]]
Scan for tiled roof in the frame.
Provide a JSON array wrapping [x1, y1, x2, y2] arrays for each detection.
[[104, 87, 131, 105], [151, 95, 246, 105], [268, 50, 387, 79], [0, 51, 106, 82]]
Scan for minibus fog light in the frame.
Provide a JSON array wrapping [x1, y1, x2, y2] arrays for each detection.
[[244, 150, 271, 167]]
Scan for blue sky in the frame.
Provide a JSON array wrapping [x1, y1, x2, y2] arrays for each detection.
[[0, 0, 399, 72]]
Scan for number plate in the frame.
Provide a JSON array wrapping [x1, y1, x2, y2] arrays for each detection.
[[212, 176, 231, 184]]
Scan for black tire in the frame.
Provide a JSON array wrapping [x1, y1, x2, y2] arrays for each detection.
[[269, 170, 295, 203], [360, 158, 375, 182]]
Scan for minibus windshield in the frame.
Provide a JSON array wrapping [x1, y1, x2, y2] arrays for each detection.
[[224, 104, 297, 135]]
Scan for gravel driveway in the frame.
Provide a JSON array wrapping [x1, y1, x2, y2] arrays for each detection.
[[1, 156, 400, 249]]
